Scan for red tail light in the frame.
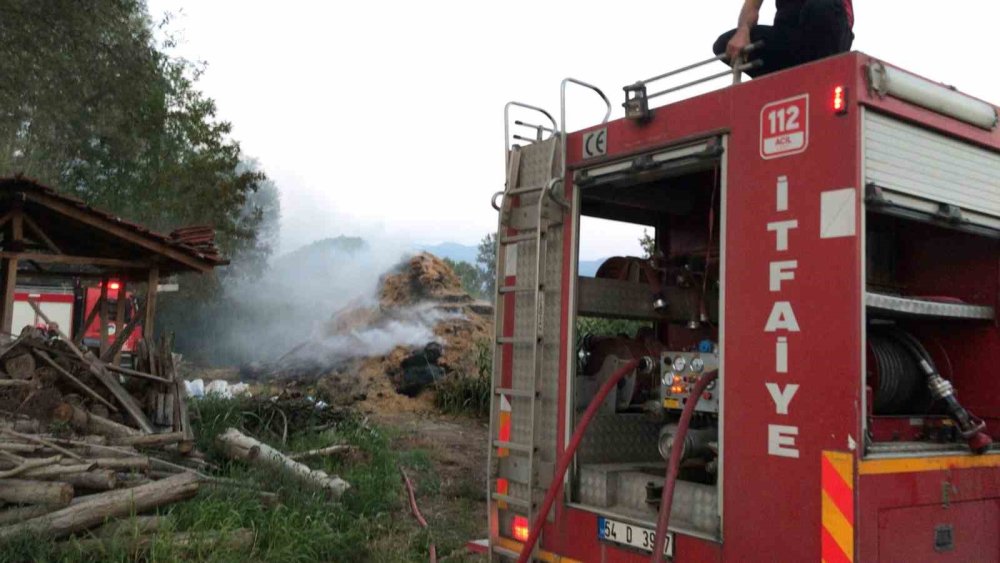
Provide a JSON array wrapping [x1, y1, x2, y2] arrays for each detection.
[[512, 515, 530, 542], [833, 86, 848, 114]]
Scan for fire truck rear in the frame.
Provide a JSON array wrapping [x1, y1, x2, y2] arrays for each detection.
[[487, 51, 1000, 561]]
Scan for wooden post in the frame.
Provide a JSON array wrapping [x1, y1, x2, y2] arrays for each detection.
[[144, 268, 158, 341], [98, 277, 109, 357], [112, 279, 126, 365], [0, 212, 22, 335]]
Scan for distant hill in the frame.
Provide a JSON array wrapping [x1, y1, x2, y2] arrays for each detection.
[[417, 241, 606, 276], [273, 236, 366, 269], [417, 242, 478, 264], [279, 238, 607, 276]]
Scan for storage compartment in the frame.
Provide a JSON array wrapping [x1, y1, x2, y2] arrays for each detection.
[[877, 500, 1000, 563], [570, 143, 723, 538], [865, 212, 999, 452]]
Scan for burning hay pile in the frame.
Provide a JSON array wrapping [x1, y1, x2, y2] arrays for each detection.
[[253, 253, 492, 412], [0, 308, 203, 540]]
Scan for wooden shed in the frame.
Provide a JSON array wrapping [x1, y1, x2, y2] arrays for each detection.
[[0, 177, 225, 359]]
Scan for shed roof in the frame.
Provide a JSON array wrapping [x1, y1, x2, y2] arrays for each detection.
[[0, 176, 226, 275]]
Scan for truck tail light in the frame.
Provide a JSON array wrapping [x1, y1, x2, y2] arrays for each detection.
[[833, 86, 848, 115], [512, 515, 530, 542], [108, 281, 121, 290]]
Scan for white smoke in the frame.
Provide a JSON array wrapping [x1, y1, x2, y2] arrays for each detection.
[[311, 303, 465, 364], [213, 237, 414, 364]]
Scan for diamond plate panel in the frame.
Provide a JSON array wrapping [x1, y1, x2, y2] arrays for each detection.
[[577, 415, 662, 464]]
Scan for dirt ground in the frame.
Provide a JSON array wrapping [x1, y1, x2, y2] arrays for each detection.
[[372, 411, 489, 562]]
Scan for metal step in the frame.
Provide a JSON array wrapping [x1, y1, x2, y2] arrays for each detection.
[[500, 232, 542, 245], [495, 387, 537, 399], [497, 285, 534, 295], [506, 184, 547, 197], [496, 337, 538, 345], [491, 492, 532, 508], [493, 440, 533, 453]]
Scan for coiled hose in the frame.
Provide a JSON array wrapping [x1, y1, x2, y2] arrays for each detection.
[[651, 370, 718, 563], [516, 358, 641, 563], [887, 330, 992, 453]]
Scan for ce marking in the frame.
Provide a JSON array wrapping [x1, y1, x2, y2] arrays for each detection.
[[582, 128, 607, 159]]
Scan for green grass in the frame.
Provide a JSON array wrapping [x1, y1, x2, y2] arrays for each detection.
[[434, 338, 491, 417], [0, 397, 454, 563]]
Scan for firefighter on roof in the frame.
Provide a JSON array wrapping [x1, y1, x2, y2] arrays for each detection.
[[714, 0, 854, 76]]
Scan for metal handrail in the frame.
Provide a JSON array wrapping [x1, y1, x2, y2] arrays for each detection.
[[505, 101, 558, 158], [560, 77, 612, 181], [623, 41, 763, 122], [639, 41, 763, 99]]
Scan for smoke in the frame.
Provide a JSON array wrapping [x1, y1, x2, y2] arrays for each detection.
[[297, 302, 465, 367], [189, 236, 416, 366]]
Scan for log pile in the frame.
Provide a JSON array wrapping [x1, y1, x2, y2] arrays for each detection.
[[0, 322, 202, 538]]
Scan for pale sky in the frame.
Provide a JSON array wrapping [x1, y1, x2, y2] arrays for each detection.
[[145, 0, 999, 259]]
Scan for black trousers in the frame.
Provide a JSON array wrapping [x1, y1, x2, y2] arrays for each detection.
[[713, 0, 854, 77]]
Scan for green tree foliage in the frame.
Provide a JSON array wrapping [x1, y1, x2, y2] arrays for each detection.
[[0, 1, 274, 354], [476, 233, 497, 299], [443, 257, 483, 299], [639, 228, 655, 259], [0, 0, 265, 265]]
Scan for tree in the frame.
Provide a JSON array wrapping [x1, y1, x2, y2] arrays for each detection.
[[0, 1, 273, 360], [0, 1, 264, 261], [639, 229, 655, 259], [443, 258, 482, 298], [476, 233, 497, 299]]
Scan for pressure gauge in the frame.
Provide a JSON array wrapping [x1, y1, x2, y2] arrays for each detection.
[[672, 356, 687, 372], [690, 357, 705, 373]]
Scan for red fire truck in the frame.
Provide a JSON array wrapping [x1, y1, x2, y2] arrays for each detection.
[[12, 280, 143, 356], [487, 51, 1000, 562]]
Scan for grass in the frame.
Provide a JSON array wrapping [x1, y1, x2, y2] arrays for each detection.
[[434, 338, 491, 417], [0, 397, 481, 563]]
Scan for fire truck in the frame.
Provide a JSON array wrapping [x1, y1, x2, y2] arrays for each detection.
[[486, 51, 1000, 562], [12, 280, 143, 356]]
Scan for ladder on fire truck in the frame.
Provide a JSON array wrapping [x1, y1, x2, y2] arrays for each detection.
[[487, 81, 611, 561]]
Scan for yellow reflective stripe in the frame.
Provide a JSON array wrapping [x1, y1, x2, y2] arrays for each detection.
[[859, 454, 1000, 475], [821, 489, 854, 561], [824, 451, 854, 488]]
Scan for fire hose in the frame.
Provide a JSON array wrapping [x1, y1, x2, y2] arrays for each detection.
[[888, 330, 992, 453], [651, 370, 718, 563], [516, 358, 642, 563]]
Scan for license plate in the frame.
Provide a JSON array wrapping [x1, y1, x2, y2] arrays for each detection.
[[597, 516, 674, 557]]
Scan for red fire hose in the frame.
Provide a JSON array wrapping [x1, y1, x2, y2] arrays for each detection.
[[516, 358, 641, 563], [651, 370, 718, 563]]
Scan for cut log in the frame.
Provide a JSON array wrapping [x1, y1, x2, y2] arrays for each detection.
[[0, 472, 199, 540], [105, 363, 171, 385], [52, 403, 140, 439], [91, 457, 150, 472], [33, 350, 117, 412], [26, 300, 153, 433], [0, 455, 62, 478], [45, 469, 117, 491], [4, 353, 34, 379], [0, 429, 84, 461], [0, 442, 42, 454], [0, 379, 34, 388], [0, 503, 59, 526], [22, 463, 96, 478], [217, 427, 349, 499], [0, 479, 73, 506]]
